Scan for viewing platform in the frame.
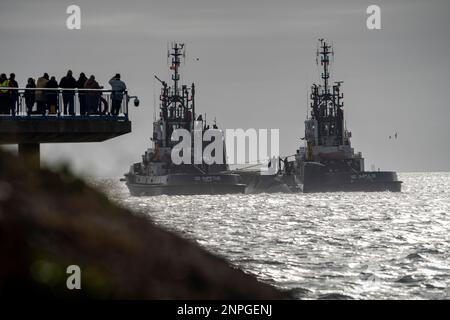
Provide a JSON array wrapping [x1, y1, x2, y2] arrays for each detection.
[[0, 88, 139, 168]]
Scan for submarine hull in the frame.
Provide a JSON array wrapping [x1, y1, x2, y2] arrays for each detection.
[[125, 173, 246, 196]]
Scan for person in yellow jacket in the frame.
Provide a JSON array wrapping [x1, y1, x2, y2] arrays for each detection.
[[0, 73, 9, 114], [8, 73, 19, 115]]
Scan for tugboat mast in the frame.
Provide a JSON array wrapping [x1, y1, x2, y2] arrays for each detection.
[[309, 39, 345, 147], [155, 42, 196, 147], [171, 42, 182, 98], [318, 39, 332, 94]]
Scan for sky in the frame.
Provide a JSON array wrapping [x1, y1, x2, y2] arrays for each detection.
[[1, 0, 449, 176]]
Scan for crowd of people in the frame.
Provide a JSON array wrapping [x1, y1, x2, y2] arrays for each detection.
[[0, 71, 127, 116]]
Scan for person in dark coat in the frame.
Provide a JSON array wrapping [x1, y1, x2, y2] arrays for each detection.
[[84, 75, 102, 114], [76, 72, 88, 115], [59, 70, 77, 115], [8, 73, 19, 115], [25, 78, 36, 116], [46, 76, 59, 115]]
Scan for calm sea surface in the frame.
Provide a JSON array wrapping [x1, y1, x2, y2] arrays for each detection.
[[93, 173, 450, 299]]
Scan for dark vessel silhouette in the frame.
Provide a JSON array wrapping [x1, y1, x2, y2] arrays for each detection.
[[288, 39, 402, 192], [238, 39, 402, 193], [124, 43, 246, 196]]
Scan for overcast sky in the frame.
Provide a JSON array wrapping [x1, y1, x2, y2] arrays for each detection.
[[1, 0, 449, 175]]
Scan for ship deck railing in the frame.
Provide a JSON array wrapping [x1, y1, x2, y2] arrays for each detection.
[[0, 88, 137, 121]]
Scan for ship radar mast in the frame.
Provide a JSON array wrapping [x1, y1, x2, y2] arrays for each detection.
[[316, 38, 334, 94], [154, 42, 196, 147], [308, 39, 345, 147]]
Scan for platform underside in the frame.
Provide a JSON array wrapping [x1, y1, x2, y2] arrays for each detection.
[[0, 117, 131, 143]]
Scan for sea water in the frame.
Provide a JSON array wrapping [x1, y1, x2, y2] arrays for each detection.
[[93, 172, 450, 299]]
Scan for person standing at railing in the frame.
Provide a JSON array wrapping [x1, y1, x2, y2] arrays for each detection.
[[84, 75, 102, 114], [59, 70, 77, 116], [46, 76, 59, 115], [76, 72, 88, 115], [25, 78, 36, 116], [36, 73, 49, 115], [7, 73, 19, 115], [0, 74, 9, 114], [109, 73, 126, 116]]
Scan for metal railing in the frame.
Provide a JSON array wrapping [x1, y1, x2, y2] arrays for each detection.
[[0, 87, 139, 120]]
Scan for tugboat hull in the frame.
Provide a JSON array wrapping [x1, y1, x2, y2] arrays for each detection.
[[301, 171, 402, 193], [236, 170, 401, 194], [126, 183, 246, 196], [125, 173, 246, 196], [300, 162, 402, 193]]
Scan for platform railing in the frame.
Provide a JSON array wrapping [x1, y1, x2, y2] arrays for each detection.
[[0, 88, 139, 120]]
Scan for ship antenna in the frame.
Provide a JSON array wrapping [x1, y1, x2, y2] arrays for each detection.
[[167, 42, 170, 65], [306, 88, 309, 120], [153, 76, 157, 121], [316, 40, 320, 65], [318, 38, 332, 94], [305, 71, 309, 120], [168, 42, 184, 96], [331, 41, 335, 63]]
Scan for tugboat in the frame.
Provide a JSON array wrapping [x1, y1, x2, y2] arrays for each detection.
[[285, 39, 402, 192], [124, 43, 246, 196]]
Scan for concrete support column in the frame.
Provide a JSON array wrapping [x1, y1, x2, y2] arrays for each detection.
[[18, 143, 40, 170]]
